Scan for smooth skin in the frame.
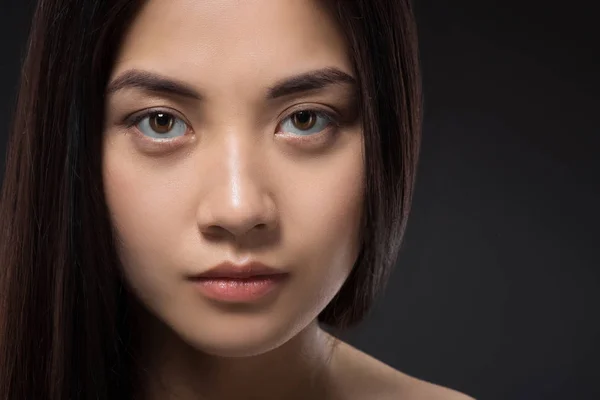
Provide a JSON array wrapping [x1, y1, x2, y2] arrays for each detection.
[[102, 0, 473, 399]]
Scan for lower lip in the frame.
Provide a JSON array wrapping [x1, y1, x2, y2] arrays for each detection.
[[191, 275, 288, 303]]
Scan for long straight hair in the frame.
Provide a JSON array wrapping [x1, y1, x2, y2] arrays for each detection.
[[0, 0, 421, 399]]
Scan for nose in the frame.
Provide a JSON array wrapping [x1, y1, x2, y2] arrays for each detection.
[[195, 135, 278, 240]]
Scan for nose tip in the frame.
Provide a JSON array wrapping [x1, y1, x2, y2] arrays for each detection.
[[199, 205, 276, 238], [196, 188, 278, 239]]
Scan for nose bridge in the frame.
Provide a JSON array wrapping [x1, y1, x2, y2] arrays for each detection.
[[226, 134, 262, 212], [197, 129, 274, 237]]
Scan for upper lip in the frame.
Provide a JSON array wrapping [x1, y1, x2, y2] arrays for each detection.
[[190, 261, 287, 279]]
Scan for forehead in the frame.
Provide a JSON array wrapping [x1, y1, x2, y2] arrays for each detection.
[[112, 0, 352, 90]]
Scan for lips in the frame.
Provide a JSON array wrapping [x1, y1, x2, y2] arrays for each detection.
[[189, 261, 289, 303], [189, 261, 287, 280]]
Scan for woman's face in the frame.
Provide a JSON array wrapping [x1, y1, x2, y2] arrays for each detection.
[[103, 0, 364, 357]]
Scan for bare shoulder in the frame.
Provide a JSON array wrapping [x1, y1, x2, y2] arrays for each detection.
[[327, 337, 475, 400]]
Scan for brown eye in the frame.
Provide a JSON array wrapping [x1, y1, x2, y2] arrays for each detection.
[[291, 111, 317, 130], [279, 109, 333, 137], [135, 111, 188, 139], [149, 112, 175, 134]]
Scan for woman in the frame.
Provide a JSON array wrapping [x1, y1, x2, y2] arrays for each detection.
[[0, 0, 473, 399]]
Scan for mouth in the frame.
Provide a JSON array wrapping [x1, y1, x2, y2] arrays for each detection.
[[189, 261, 287, 279], [190, 275, 289, 303], [188, 261, 289, 303]]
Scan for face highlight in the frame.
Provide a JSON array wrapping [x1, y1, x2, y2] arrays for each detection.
[[102, 0, 364, 357]]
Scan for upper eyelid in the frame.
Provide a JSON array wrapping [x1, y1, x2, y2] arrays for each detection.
[[277, 104, 341, 125], [124, 104, 341, 130], [280, 110, 339, 129], [124, 107, 190, 127]]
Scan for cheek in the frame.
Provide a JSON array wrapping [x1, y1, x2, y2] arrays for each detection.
[[281, 144, 365, 287], [101, 140, 194, 280]]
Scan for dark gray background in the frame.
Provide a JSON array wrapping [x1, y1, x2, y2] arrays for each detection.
[[1, 1, 598, 399]]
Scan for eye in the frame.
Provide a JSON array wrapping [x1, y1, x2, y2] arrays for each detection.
[[135, 111, 189, 139], [279, 110, 334, 136]]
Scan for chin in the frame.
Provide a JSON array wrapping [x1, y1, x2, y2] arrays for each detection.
[[169, 313, 306, 358], [196, 340, 282, 358]]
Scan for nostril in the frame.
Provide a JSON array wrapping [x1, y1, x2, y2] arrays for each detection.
[[203, 226, 227, 239]]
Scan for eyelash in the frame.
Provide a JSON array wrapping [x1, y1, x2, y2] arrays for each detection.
[[124, 106, 341, 146]]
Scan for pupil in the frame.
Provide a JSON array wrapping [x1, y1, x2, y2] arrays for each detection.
[[150, 112, 174, 134], [156, 113, 170, 126], [294, 111, 315, 129], [296, 111, 311, 123]]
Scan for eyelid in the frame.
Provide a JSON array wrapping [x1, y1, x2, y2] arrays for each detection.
[[278, 104, 341, 127], [124, 107, 192, 129], [123, 104, 341, 128], [274, 106, 342, 148]]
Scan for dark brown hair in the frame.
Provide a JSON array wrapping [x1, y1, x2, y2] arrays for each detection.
[[0, 0, 421, 398]]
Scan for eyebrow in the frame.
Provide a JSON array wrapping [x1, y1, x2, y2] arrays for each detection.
[[106, 67, 356, 101], [106, 70, 202, 100], [266, 67, 356, 99]]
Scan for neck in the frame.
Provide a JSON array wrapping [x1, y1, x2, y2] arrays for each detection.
[[135, 315, 340, 400]]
